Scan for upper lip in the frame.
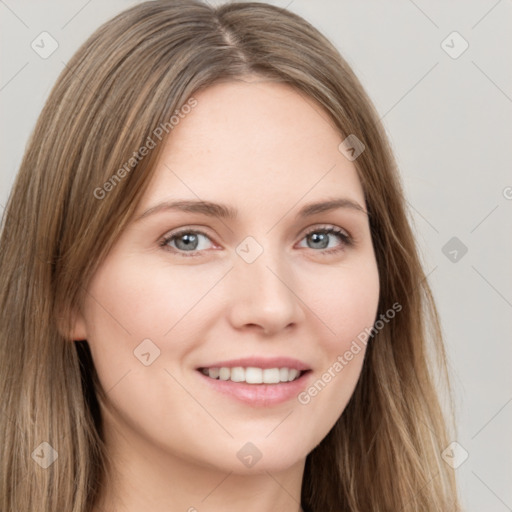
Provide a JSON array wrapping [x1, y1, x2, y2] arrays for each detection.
[[197, 357, 310, 371]]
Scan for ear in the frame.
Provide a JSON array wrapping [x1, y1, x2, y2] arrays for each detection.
[[69, 310, 88, 341], [56, 308, 88, 341]]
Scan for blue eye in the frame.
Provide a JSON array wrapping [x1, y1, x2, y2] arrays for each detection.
[[160, 229, 215, 256], [298, 226, 352, 254], [160, 225, 352, 257]]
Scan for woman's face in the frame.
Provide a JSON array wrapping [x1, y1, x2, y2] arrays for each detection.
[[74, 78, 380, 474]]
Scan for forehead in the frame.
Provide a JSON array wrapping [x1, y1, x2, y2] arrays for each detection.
[[170, 78, 340, 154], [140, 79, 365, 214]]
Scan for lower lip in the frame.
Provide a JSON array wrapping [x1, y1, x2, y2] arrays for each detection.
[[196, 370, 312, 407]]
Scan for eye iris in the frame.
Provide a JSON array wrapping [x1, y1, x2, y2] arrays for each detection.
[[175, 233, 198, 251], [308, 232, 329, 249]]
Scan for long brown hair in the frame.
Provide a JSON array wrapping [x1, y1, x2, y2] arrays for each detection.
[[0, 1, 461, 510]]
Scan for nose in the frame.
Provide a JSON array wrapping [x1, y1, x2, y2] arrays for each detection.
[[226, 246, 306, 336]]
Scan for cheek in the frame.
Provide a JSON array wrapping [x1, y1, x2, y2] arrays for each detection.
[[81, 254, 229, 388], [80, 257, 216, 443], [294, 258, 379, 421], [304, 257, 380, 354], [334, 270, 379, 348], [85, 255, 217, 338]]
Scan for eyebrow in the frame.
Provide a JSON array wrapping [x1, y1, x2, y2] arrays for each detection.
[[135, 197, 368, 222]]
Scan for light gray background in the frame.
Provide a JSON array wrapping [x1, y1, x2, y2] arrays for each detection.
[[1, 1, 511, 510]]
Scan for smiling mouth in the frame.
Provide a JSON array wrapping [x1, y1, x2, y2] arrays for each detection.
[[198, 367, 309, 384]]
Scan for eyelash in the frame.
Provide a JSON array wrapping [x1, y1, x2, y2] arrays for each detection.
[[159, 225, 353, 258]]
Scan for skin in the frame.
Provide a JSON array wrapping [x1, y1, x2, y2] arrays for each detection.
[[74, 76, 380, 512]]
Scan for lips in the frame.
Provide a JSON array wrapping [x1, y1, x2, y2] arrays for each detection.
[[196, 356, 310, 384], [195, 356, 312, 406], [196, 356, 310, 372]]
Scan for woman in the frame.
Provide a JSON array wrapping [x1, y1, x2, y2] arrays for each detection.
[[0, 1, 461, 510]]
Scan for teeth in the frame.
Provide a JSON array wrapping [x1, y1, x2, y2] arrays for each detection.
[[262, 368, 280, 384], [288, 369, 299, 381], [208, 367, 220, 379], [231, 367, 245, 382], [201, 366, 303, 384], [219, 367, 230, 381], [245, 367, 263, 384]]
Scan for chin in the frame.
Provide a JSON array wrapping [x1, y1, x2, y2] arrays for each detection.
[[235, 437, 310, 474]]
